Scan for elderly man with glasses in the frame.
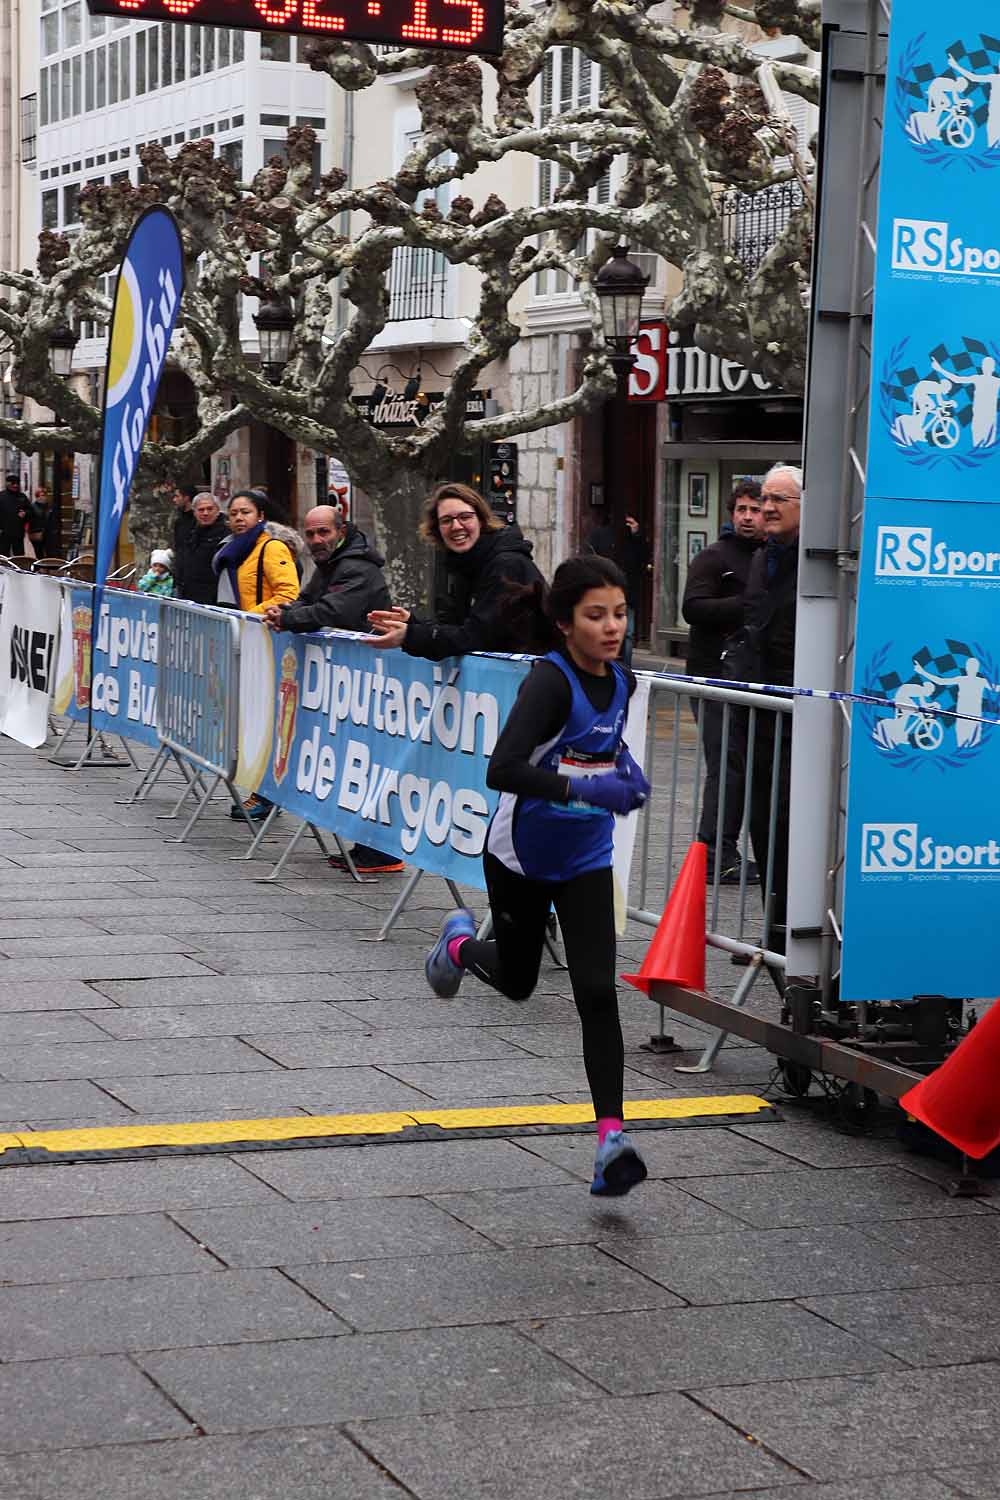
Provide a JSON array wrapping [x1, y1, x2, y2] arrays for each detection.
[[741, 463, 802, 971]]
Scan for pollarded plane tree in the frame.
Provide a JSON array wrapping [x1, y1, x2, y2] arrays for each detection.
[[0, 0, 818, 591]]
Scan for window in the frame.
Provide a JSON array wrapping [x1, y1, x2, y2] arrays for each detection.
[[41, 12, 59, 57], [62, 2, 81, 49], [63, 183, 81, 224], [42, 190, 58, 229], [263, 136, 322, 186], [111, 169, 129, 184], [20, 95, 37, 168], [388, 129, 451, 321], [202, 28, 215, 71], [135, 31, 146, 94], [147, 27, 158, 90], [118, 36, 129, 97], [87, 9, 106, 37], [217, 31, 230, 69], [71, 56, 81, 115], [262, 113, 289, 126], [260, 31, 291, 61], [61, 59, 72, 119], [220, 139, 243, 176], [96, 47, 106, 108], [108, 41, 119, 105], [534, 49, 616, 297], [233, 32, 244, 63], [190, 26, 201, 76]]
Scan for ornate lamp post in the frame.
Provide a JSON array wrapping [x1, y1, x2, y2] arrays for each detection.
[[253, 296, 294, 381], [47, 322, 79, 378], [594, 246, 649, 555]]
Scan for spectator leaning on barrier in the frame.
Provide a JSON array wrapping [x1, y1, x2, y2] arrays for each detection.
[[263, 504, 402, 875], [742, 463, 802, 961], [138, 549, 175, 597], [364, 483, 547, 659], [0, 474, 30, 556], [682, 480, 765, 884], [174, 494, 229, 605]]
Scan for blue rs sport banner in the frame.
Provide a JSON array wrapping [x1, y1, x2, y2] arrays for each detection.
[[842, 1, 1000, 1000], [235, 625, 528, 887], [95, 207, 184, 586]]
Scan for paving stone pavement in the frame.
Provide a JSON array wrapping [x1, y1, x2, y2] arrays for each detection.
[[0, 735, 997, 1499]]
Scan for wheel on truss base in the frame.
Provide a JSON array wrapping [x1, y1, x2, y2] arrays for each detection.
[[779, 1060, 813, 1098], [837, 1083, 879, 1128]]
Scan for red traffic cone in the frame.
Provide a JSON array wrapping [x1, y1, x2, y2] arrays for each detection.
[[623, 841, 707, 994], [899, 1000, 1000, 1159]]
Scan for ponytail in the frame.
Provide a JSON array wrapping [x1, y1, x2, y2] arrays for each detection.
[[499, 554, 628, 654]]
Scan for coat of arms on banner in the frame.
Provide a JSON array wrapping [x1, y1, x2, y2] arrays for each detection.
[[896, 31, 1000, 171], [859, 638, 1000, 771]]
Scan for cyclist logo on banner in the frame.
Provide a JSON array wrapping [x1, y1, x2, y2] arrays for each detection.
[[898, 31, 1000, 170], [881, 336, 1000, 469], [861, 639, 1000, 770]]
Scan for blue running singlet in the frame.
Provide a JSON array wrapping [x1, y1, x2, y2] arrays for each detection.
[[487, 651, 629, 882]]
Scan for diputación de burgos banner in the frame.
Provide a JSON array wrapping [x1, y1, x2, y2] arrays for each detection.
[[235, 623, 528, 888], [841, 2, 1000, 1000], [53, 585, 160, 749]]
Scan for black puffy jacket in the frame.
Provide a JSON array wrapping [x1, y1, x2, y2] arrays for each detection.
[[682, 532, 761, 676], [175, 517, 228, 605], [742, 537, 799, 687], [404, 525, 545, 661], [278, 525, 390, 633]]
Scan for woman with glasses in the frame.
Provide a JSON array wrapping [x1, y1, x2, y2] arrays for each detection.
[[365, 483, 546, 658]]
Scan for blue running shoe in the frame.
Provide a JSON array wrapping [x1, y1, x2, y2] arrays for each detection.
[[425, 908, 476, 999], [590, 1130, 648, 1196]]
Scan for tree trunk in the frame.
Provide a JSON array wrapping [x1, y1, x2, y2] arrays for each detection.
[[365, 466, 436, 611], [127, 480, 172, 575]]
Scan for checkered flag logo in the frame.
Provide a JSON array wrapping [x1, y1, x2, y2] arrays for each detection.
[[879, 641, 981, 702], [887, 341, 987, 430]]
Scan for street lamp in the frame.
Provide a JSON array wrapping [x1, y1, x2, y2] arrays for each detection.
[[595, 244, 649, 357], [48, 322, 79, 378], [594, 245, 649, 561], [253, 295, 295, 379]]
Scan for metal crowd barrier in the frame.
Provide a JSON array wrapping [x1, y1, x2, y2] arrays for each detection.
[[156, 598, 246, 841], [48, 578, 142, 771], [628, 673, 794, 1069]]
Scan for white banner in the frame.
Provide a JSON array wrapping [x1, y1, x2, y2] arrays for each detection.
[[0, 573, 62, 748]]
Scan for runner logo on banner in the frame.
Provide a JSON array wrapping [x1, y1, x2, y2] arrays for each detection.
[[95, 207, 185, 586], [842, 4, 1000, 1001]]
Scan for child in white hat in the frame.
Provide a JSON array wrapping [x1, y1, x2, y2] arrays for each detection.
[[138, 548, 175, 597]]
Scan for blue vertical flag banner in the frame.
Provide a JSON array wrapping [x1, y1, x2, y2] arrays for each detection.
[[95, 207, 184, 586], [842, 2, 1000, 999]]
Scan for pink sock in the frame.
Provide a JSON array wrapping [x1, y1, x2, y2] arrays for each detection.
[[597, 1116, 624, 1144], [447, 936, 468, 966]]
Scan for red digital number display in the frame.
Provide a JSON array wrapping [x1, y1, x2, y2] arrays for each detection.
[[84, 0, 503, 54]]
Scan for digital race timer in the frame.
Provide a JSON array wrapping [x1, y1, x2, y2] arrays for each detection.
[[84, 0, 504, 55]]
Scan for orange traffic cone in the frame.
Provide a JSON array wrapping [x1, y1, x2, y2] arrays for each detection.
[[622, 841, 707, 994], [899, 1000, 1000, 1159]]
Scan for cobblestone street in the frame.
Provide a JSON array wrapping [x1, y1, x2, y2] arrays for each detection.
[[0, 734, 998, 1500]]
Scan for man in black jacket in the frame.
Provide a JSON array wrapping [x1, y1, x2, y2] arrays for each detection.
[[170, 484, 199, 565], [264, 504, 400, 875], [174, 494, 228, 604], [265, 505, 390, 634], [743, 464, 801, 961], [682, 482, 764, 881], [0, 474, 30, 556]]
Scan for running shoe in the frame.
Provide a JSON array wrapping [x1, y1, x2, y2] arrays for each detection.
[[230, 795, 276, 822], [590, 1130, 648, 1197], [425, 908, 476, 999], [327, 844, 404, 874]]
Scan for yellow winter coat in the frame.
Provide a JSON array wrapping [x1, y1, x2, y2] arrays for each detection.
[[235, 533, 298, 614]]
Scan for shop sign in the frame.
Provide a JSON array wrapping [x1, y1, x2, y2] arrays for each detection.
[[352, 390, 488, 429], [628, 322, 778, 402]]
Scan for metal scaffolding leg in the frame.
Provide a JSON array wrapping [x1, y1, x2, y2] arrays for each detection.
[[674, 954, 765, 1074], [256, 820, 334, 883]]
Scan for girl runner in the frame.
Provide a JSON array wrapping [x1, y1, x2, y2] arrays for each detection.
[[424, 555, 651, 1197]]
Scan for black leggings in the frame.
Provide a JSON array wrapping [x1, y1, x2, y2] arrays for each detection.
[[460, 852, 625, 1119]]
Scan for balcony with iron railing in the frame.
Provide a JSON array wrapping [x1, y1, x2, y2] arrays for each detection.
[[718, 179, 806, 276]]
